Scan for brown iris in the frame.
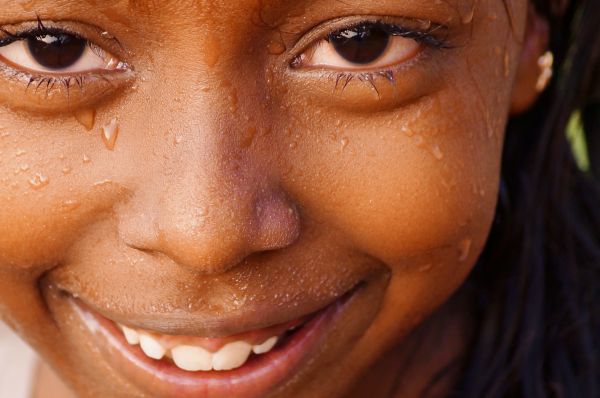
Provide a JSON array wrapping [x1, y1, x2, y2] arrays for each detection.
[[329, 24, 390, 65], [27, 33, 86, 70]]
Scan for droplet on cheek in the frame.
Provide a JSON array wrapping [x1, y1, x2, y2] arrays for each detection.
[[458, 0, 476, 24], [63, 199, 81, 211], [458, 239, 472, 262], [340, 137, 349, 149], [240, 126, 257, 148], [503, 50, 511, 78], [418, 264, 434, 273], [401, 125, 414, 137], [83, 154, 92, 163], [228, 89, 239, 113], [460, 8, 475, 24], [431, 144, 444, 160], [101, 118, 120, 150], [74, 108, 96, 131], [29, 173, 50, 190], [203, 34, 221, 68]]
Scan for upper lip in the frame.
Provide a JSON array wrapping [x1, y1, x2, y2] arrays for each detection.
[[67, 281, 361, 338]]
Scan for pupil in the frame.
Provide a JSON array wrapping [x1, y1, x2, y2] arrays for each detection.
[[27, 33, 86, 70], [330, 25, 390, 65]]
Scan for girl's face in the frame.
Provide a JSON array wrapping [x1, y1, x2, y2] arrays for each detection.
[[0, 0, 532, 397]]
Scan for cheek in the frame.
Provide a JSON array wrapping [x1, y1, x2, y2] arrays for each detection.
[[0, 112, 128, 268], [287, 93, 502, 269]]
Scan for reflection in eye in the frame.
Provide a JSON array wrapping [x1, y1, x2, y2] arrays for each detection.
[[295, 21, 448, 71], [0, 29, 126, 74]]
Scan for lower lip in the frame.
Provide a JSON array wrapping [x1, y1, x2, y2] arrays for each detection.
[[71, 288, 359, 398]]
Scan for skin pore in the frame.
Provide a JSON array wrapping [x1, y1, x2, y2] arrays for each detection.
[[0, 0, 545, 397]]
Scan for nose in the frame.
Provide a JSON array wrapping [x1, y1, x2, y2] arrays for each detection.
[[117, 141, 301, 275]]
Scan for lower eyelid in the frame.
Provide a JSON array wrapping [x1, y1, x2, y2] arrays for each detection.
[[0, 63, 135, 115]]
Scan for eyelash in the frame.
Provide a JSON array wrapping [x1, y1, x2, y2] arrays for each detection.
[[295, 20, 451, 92]]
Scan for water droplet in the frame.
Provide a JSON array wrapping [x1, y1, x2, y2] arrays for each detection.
[[458, 239, 472, 262], [341, 137, 349, 149], [15, 149, 26, 157], [63, 199, 81, 210], [93, 179, 113, 188], [432, 145, 444, 160], [101, 118, 119, 150], [240, 126, 257, 148], [461, 8, 475, 24], [401, 125, 414, 137], [228, 90, 238, 113], [74, 108, 96, 131], [20, 164, 30, 172], [418, 264, 433, 273], [203, 34, 221, 67], [267, 40, 286, 55], [101, 31, 115, 39], [413, 135, 425, 147], [29, 173, 49, 190], [62, 167, 72, 175], [503, 50, 510, 77], [83, 154, 92, 163]]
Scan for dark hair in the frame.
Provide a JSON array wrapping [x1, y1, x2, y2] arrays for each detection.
[[454, 0, 600, 396]]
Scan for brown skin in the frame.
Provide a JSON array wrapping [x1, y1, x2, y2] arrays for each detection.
[[0, 0, 547, 397]]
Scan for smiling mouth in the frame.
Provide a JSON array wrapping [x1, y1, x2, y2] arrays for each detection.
[[114, 313, 309, 372], [67, 283, 364, 398]]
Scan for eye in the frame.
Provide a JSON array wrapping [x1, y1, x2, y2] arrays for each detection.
[[0, 30, 126, 74], [294, 22, 438, 71], [0, 22, 133, 114]]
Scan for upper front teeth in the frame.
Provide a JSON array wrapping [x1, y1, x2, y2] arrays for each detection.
[[171, 345, 213, 371], [122, 326, 140, 345], [212, 341, 253, 371], [139, 334, 167, 360], [118, 325, 279, 372]]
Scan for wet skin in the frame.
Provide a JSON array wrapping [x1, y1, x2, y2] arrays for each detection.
[[0, 0, 542, 397]]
